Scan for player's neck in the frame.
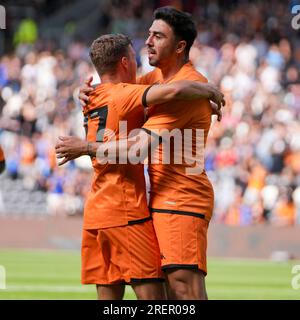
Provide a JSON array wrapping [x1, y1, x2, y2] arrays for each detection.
[[100, 73, 124, 84], [159, 56, 189, 82]]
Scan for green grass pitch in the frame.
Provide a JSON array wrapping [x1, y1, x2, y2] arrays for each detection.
[[0, 249, 299, 300]]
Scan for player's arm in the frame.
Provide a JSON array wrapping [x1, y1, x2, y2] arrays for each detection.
[[55, 131, 153, 166], [56, 80, 225, 165], [145, 80, 225, 110], [89, 129, 153, 161], [79, 77, 225, 110]]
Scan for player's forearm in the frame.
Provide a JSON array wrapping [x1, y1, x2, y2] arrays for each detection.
[[146, 84, 180, 105], [174, 80, 212, 100], [84, 142, 99, 157], [95, 131, 152, 163], [146, 80, 213, 106], [85, 140, 137, 159]]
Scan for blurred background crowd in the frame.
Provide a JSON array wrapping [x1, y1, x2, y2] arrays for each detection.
[[0, 0, 299, 226]]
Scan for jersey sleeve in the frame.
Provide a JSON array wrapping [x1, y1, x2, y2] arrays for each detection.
[[112, 83, 152, 119]]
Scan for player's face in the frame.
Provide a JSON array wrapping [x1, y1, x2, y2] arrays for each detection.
[[145, 19, 178, 67]]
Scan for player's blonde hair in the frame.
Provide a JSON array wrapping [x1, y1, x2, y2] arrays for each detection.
[[89, 34, 132, 75]]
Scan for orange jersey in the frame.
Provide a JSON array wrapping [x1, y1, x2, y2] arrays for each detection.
[[0, 146, 4, 162], [83, 83, 151, 229], [137, 68, 162, 85], [141, 62, 214, 221]]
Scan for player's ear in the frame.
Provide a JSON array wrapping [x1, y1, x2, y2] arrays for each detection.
[[121, 56, 129, 70], [176, 40, 187, 54]]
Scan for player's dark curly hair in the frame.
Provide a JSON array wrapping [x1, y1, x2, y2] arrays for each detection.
[[90, 34, 132, 75], [153, 6, 197, 57]]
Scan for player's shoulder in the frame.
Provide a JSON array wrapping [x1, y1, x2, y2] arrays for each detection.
[[91, 83, 115, 95], [109, 83, 138, 98], [191, 70, 208, 83], [109, 83, 140, 110], [137, 68, 162, 85], [84, 83, 115, 113], [181, 62, 208, 83]]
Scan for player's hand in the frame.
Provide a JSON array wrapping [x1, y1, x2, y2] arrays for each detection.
[[55, 136, 88, 166], [79, 76, 94, 107], [211, 102, 223, 121], [206, 83, 225, 113]]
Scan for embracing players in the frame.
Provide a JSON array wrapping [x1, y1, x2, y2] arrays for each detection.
[[57, 7, 225, 300], [56, 29, 224, 300]]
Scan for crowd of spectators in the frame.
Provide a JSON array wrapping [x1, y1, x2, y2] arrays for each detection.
[[0, 0, 299, 225]]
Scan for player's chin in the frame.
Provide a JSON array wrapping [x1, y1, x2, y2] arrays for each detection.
[[148, 57, 158, 66]]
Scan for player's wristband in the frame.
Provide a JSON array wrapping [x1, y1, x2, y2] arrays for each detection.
[[87, 142, 93, 156]]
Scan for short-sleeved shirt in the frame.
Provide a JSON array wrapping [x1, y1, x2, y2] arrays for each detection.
[[83, 83, 151, 229], [0, 146, 4, 162], [139, 62, 214, 221]]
